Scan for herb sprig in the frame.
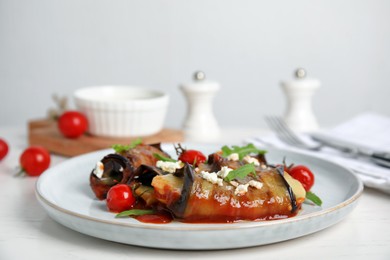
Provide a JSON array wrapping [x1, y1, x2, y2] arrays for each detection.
[[224, 163, 256, 182], [116, 209, 155, 218], [112, 138, 143, 153], [305, 191, 322, 206], [153, 153, 177, 162], [221, 143, 266, 160]]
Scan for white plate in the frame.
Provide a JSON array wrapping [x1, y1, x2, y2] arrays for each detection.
[[35, 144, 363, 250]]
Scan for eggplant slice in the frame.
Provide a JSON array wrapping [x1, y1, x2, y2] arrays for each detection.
[[134, 165, 165, 186], [90, 154, 133, 200], [165, 163, 195, 218], [90, 143, 172, 200]]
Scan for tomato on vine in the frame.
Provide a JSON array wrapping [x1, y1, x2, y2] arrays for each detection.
[[58, 111, 88, 138], [19, 146, 51, 176], [0, 138, 9, 161], [106, 184, 136, 213]]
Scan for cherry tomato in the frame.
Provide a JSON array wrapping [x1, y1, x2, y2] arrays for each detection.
[[289, 165, 315, 191], [106, 184, 136, 213], [0, 138, 9, 161], [58, 111, 88, 138], [20, 146, 51, 176], [178, 149, 207, 166]]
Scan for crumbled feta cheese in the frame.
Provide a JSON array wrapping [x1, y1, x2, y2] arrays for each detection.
[[200, 171, 224, 186], [243, 155, 260, 166], [225, 185, 234, 191], [227, 153, 239, 161], [234, 184, 249, 196], [93, 161, 104, 179], [156, 160, 183, 173], [230, 181, 239, 187], [217, 166, 233, 178], [248, 180, 263, 189]]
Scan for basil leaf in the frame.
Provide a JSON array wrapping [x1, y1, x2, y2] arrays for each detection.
[[115, 209, 155, 218], [224, 163, 256, 182], [153, 153, 177, 162], [305, 191, 322, 206], [112, 138, 142, 153], [221, 143, 266, 160]]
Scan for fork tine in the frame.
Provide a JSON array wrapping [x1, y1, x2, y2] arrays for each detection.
[[273, 117, 304, 144], [265, 117, 291, 145], [265, 116, 321, 151], [264, 116, 289, 143], [265, 116, 304, 146]]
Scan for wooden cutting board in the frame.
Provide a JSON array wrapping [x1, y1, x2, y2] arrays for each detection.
[[28, 119, 184, 157]]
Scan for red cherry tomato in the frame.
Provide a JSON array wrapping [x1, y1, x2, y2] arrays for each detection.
[[289, 165, 315, 191], [106, 184, 136, 213], [58, 111, 88, 138], [20, 146, 51, 176], [178, 149, 207, 166], [0, 138, 9, 161]]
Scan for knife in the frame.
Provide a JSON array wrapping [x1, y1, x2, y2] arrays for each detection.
[[310, 134, 390, 168]]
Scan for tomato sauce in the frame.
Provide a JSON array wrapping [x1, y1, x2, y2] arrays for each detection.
[[136, 212, 173, 224]]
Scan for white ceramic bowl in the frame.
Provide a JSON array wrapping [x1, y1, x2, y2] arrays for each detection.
[[74, 86, 169, 137]]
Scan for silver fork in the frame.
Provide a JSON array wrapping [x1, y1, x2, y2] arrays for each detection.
[[265, 116, 390, 168], [264, 116, 323, 151], [265, 116, 364, 153]]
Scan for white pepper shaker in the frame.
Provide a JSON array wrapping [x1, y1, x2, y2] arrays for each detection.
[[180, 71, 220, 142], [280, 68, 320, 132]]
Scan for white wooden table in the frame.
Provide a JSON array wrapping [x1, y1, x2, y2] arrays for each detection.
[[0, 126, 389, 259]]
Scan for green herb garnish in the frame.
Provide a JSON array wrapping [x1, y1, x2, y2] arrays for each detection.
[[115, 209, 155, 218], [305, 191, 322, 206], [153, 153, 177, 162], [221, 143, 266, 160], [224, 163, 256, 182], [112, 138, 143, 153]]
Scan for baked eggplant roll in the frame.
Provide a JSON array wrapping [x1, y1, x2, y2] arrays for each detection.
[[90, 143, 306, 223], [151, 153, 306, 222]]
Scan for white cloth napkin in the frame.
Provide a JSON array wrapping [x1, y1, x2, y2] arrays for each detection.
[[246, 113, 390, 194]]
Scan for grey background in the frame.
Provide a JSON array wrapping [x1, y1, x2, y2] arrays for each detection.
[[1, 0, 389, 129]]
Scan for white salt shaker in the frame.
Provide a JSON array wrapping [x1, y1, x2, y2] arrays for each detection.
[[180, 71, 220, 142], [280, 68, 320, 132]]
